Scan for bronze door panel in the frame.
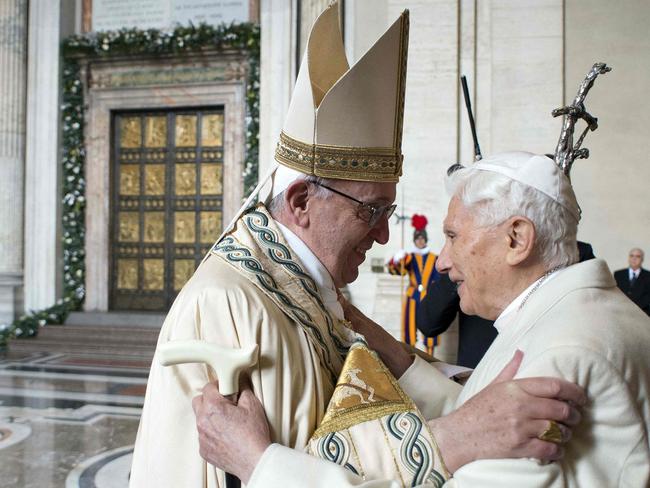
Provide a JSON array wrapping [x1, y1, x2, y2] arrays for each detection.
[[110, 109, 225, 311]]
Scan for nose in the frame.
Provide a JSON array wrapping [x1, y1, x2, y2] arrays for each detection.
[[436, 240, 452, 273], [369, 214, 390, 244]]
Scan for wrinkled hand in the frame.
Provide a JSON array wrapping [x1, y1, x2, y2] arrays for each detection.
[[339, 293, 413, 378], [429, 350, 586, 473], [192, 378, 271, 484]]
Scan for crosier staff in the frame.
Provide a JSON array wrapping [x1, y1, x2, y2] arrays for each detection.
[[461, 74, 482, 161], [552, 62, 611, 177]]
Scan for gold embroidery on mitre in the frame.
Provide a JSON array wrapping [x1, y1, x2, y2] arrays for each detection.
[[311, 342, 414, 439], [275, 131, 402, 183]]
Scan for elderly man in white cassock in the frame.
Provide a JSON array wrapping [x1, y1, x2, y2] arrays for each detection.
[[191, 64, 650, 486], [131, 4, 588, 488]]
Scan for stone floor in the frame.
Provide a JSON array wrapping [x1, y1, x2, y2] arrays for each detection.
[[0, 350, 148, 487]]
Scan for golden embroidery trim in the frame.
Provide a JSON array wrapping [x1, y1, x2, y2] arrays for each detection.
[[274, 131, 402, 183], [345, 428, 367, 480], [311, 345, 415, 438]]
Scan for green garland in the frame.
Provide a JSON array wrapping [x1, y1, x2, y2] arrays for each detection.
[[0, 23, 259, 347]]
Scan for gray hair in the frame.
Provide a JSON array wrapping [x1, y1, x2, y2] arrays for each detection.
[[630, 248, 645, 259], [267, 174, 333, 216], [446, 168, 579, 269]]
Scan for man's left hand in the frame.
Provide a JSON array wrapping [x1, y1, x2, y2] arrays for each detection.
[[428, 350, 585, 473], [192, 378, 271, 484]]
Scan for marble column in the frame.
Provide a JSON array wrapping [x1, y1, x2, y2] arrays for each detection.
[[475, 0, 563, 155], [458, 0, 479, 163], [0, 0, 27, 324], [24, 0, 61, 311], [259, 0, 295, 176]]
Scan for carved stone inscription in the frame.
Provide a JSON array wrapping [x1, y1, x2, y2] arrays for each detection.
[[92, 0, 249, 31]]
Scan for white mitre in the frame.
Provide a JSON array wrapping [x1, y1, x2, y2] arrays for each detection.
[[274, 2, 408, 185], [218, 1, 409, 241], [270, 2, 409, 198], [458, 151, 582, 222]]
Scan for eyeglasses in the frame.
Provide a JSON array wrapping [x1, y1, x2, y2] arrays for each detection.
[[310, 181, 397, 228]]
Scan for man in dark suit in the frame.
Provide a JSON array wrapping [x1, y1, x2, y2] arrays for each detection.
[[614, 248, 650, 316]]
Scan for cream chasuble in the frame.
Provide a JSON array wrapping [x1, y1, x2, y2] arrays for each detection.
[[130, 205, 356, 487]]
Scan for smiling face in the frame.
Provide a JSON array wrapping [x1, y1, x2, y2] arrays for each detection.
[[436, 196, 510, 320], [306, 180, 396, 287]]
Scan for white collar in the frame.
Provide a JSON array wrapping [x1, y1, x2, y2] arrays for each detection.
[[630, 268, 640, 278], [409, 246, 431, 255], [493, 268, 564, 333], [275, 222, 343, 320]]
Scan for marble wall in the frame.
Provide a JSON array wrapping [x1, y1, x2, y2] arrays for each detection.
[[24, 1, 62, 312], [565, 0, 650, 271]]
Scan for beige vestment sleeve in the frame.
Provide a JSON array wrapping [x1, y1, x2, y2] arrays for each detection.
[[247, 345, 650, 487], [249, 444, 439, 487], [250, 445, 558, 487], [130, 257, 333, 488], [398, 356, 462, 419], [246, 356, 464, 488]]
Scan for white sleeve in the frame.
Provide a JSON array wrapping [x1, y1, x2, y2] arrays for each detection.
[[444, 345, 647, 487], [247, 444, 435, 487], [398, 356, 462, 419], [444, 459, 561, 487]]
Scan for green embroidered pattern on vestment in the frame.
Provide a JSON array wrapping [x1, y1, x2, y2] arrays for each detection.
[[212, 235, 341, 383], [386, 412, 445, 487], [316, 432, 360, 476], [242, 209, 350, 356]]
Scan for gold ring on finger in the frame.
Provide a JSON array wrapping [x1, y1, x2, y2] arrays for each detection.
[[538, 420, 563, 444]]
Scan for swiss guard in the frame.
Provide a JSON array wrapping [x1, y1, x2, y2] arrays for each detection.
[[388, 214, 440, 353]]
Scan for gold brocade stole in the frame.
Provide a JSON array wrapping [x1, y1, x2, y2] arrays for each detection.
[[307, 343, 449, 487]]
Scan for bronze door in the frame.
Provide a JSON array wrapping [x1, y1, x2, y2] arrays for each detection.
[[111, 109, 225, 311]]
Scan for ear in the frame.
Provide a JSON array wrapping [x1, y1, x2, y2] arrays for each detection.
[[284, 180, 311, 228], [505, 216, 536, 266]]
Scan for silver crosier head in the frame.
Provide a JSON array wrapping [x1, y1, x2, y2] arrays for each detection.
[[552, 62, 611, 178]]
